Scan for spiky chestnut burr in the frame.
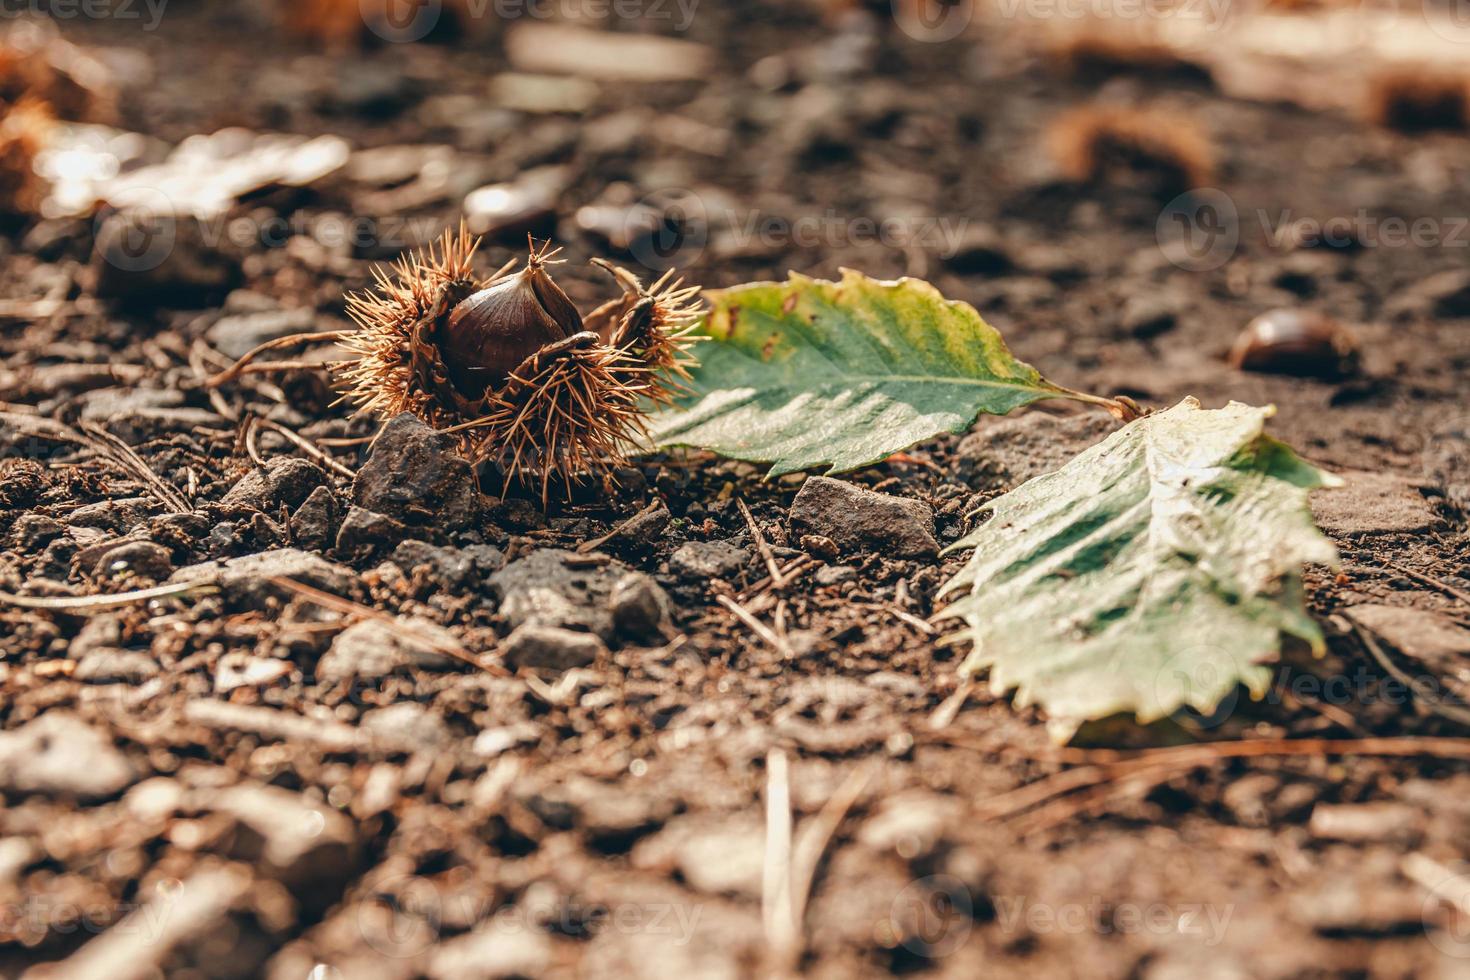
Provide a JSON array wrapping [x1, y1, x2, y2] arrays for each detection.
[[337, 228, 703, 502]]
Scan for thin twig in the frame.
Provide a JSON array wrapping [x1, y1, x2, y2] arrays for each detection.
[[1389, 562, 1470, 607], [1352, 622, 1470, 727], [79, 423, 193, 513], [737, 498, 787, 590], [717, 593, 794, 659], [0, 579, 218, 612], [783, 761, 877, 969], [927, 677, 976, 730], [203, 331, 351, 389], [762, 749, 796, 967], [252, 418, 356, 480], [268, 576, 508, 676]]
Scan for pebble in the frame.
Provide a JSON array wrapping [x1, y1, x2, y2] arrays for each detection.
[[210, 782, 356, 885], [0, 711, 134, 801], [390, 540, 505, 589], [503, 623, 607, 672], [218, 456, 326, 514], [90, 540, 173, 579], [632, 815, 766, 898], [214, 653, 292, 694], [609, 572, 672, 640], [669, 540, 750, 580], [1308, 802, 1424, 844], [74, 649, 160, 684], [334, 505, 409, 555], [316, 618, 462, 683], [426, 925, 553, 980], [360, 702, 452, 750], [289, 485, 338, 551], [789, 476, 937, 558], [814, 564, 857, 586], [172, 548, 360, 606], [205, 307, 317, 360], [353, 413, 480, 533]]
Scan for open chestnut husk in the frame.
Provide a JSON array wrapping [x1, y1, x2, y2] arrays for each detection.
[[338, 228, 702, 501]]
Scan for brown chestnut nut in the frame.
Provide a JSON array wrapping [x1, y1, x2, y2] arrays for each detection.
[[1228, 309, 1359, 380]]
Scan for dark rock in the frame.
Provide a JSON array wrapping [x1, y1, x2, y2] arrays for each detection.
[[504, 623, 606, 671], [391, 540, 505, 588], [610, 572, 672, 640], [489, 549, 631, 640], [75, 649, 160, 684], [789, 477, 937, 558], [669, 540, 750, 580], [172, 548, 359, 606], [219, 457, 326, 514], [0, 712, 135, 800], [335, 505, 409, 555], [290, 485, 338, 551], [353, 414, 480, 533], [91, 540, 173, 579], [488, 496, 547, 532], [610, 502, 671, 554]]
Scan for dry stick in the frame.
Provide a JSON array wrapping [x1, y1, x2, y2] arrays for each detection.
[[762, 749, 797, 966], [927, 677, 977, 730], [202, 331, 352, 389], [268, 576, 509, 677], [716, 593, 794, 659], [79, 423, 193, 514], [737, 497, 788, 590], [576, 500, 665, 554], [1389, 562, 1470, 608], [0, 579, 219, 612], [783, 761, 878, 969], [252, 417, 356, 480], [1352, 622, 1470, 728]]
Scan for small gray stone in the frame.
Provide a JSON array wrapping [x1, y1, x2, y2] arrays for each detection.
[[353, 413, 480, 532], [489, 548, 623, 639], [360, 702, 452, 749], [814, 564, 857, 586], [610, 572, 671, 640], [503, 623, 606, 671], [219, 457, 326, 514], [789, 477, 937, 558], [0, 712, 135, 800], [91, 540, 173, 579], [391, 540, 505, 588], [75, 649, 160, 684], [206, 307, 317, 359], [290, 485, 338, 551], [670, 540, 750, 579], [172, 548, 359, 606], [335, 505, 408, 555], [317, 618, 461, 683], [67, 497, 159, 533]]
